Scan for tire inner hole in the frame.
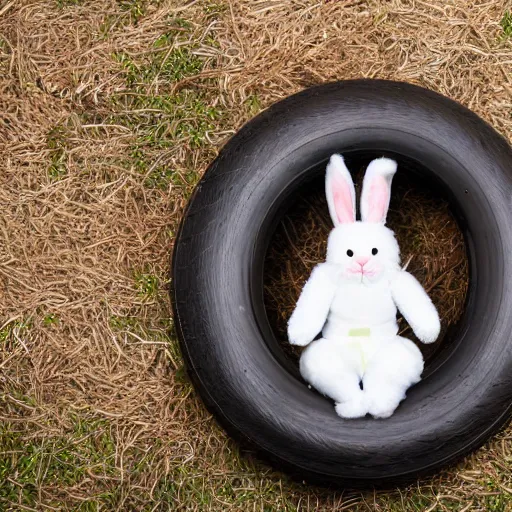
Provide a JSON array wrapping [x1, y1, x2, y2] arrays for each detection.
[[263, 152, 469, 373]]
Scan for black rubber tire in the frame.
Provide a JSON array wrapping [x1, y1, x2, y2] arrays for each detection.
[[171, 79, 512, 487]]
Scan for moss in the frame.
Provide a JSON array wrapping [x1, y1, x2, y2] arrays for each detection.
[[501, 10, 512, 38]]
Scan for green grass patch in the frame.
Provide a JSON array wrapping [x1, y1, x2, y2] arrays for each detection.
[[204, 1, 228, 19], [118, 0, 147, 24], [245, 94, 262, 116], [134, 271, 159, 298], [43, 313, 59, 326], [157, 47, 203, 82], [115, 28, 203, 86], [48, 154, 67, 181], [0, 414, 117, 506], [98, 0, 155, 38], [484, 478, 512, 512], [47, 125, 69, 181], [501, 11, 512, 38], [151, 476, 178, 504], [0, 318, 32, 346], [109, 315, 140, 331], [7, 390, 37, 409], [127, 145, 201, 190], [144, 166, 177, 190], [485, 494, 511, 512], [111, 89, 220, 149], [110, 21, 222, 151]]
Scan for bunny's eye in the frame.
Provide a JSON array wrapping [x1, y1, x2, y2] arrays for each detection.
[[346, 250, 354, 257], [372, 248, 378, 255]]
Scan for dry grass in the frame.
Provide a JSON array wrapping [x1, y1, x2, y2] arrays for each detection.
[[0, 0, 511, 510]]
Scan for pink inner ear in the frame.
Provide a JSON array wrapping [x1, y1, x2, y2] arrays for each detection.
[[332, 173, 354, 224], [366, 175, 388, 223]]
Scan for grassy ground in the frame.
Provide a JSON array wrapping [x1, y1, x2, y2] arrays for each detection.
[[1, 0, 511, 510]]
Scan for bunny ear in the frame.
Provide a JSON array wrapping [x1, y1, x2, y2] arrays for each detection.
[[360, 157, 397, 224], [325, 154, 356, 226]]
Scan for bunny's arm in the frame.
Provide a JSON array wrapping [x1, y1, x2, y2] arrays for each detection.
[[391, 270, 440, 344], [287, 263, 338, 347]]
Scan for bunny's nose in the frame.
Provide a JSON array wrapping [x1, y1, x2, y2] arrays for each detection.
[[356, 256, 370, 267]]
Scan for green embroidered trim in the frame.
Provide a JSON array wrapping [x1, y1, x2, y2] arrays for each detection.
[[348, 327, 371, 337]]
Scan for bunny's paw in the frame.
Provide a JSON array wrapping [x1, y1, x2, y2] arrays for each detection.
[[287, 320, 316, 347], [366, 389, 403, 419]]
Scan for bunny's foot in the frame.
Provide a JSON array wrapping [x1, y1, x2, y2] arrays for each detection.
[[363, 336, 424, 419], [366, 387, 404, 419], [335, 397, 367, 419], [300, 338, 365, 419]]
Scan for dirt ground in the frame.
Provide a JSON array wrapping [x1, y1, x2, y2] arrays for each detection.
[[1, 0, 511, 510]]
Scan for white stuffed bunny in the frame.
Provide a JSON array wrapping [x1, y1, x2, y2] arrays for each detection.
[[287, 154, 440, 419]]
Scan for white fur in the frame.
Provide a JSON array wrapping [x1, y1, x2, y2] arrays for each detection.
[[325, 154, 356, 226], [391, 271, 440, 344], [288, 263, 339, 346], [287, 154, 440, 419], [360, 157, 397, 223]]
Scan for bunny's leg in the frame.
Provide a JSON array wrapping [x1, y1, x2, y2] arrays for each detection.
[[363, 336, 424, 419], [300, 338, 366, 419]]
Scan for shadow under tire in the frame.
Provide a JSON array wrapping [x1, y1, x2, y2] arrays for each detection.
[[171, 79, 512, 487]]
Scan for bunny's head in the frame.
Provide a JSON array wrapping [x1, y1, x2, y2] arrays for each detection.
[[325, 154, 400, 284]]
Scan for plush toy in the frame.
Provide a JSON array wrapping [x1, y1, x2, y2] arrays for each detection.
[[287, 154, 440, 419]]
